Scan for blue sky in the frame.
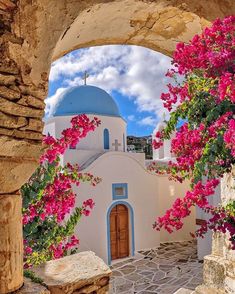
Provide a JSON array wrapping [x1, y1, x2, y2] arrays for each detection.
[[46, 45, 172, 136]]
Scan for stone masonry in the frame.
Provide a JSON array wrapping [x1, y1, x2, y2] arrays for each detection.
[[195, 169, 235, 294]]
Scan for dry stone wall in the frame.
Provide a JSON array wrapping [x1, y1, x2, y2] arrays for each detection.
[[0, 0, 45, 194], [196, 168, 235, 294], [0, 1, 46, 292]]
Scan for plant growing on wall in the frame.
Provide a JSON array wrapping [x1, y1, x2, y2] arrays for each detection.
[[22, 114, 101, 267], [151, 16, 235, 248]]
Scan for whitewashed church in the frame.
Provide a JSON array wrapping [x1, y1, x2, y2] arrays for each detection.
[[44, 83, 196, 264]]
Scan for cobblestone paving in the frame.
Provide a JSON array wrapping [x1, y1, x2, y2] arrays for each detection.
[[109, 240, 203, 294]]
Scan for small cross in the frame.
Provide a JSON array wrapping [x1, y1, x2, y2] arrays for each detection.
[[82, 71, 89, 85], [112, 139, 121, 151]]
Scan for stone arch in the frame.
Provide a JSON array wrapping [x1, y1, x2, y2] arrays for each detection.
[[6, 0, 233, 193], [1, 1, 235, 292]]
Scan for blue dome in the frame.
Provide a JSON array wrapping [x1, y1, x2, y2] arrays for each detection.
[[53, 85, 121, 117]]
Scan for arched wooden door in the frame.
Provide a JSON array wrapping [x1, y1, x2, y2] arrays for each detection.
[[110, 204, 129, 260]]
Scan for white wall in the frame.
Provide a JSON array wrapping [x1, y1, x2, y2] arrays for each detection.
[[71, 152, 159, 264], [66, 152, 195, 264], [197, 182, 221, 260], [156, 176, 195, 243]]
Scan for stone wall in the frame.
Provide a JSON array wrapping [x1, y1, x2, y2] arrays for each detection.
[[0, 1, 45, 194], [0, 1, 45, 291], [196, 168, 235, 294]]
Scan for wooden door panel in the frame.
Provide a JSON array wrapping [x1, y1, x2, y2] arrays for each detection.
[[110, 204, 129, 261], [110, 211, 118, 260]]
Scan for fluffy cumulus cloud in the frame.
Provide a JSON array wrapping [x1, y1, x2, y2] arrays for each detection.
[[138, 116, 158, 127], [46, 45, 172, 124]]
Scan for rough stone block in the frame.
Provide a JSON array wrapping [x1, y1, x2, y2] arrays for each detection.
[[0, 97, 44, 118], [0, 85, 20, 100], [195, 285, 227, 294], [20, 118, 43, 132], [0, 61, 19, 75], [0, 111, 27, 129], [96, 285, 109, 293], [19, 85, 46, 100], [18, 95, 45, 110], [0, 74, 16, 85], [0, 158, 38, 193], [14, 278, 50, 294], [203, 255, 226, 288], [31, 251, 111, 294], [212, 232, 225, 257], [224, 276, 235, 294], [0, 136, 42, 158], [0, 127, 42, 140]]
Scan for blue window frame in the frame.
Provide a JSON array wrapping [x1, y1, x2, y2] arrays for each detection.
[[112, 183, 128, 200], [103, 128, 110, 150]]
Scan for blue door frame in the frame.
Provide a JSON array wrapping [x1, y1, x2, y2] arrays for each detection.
[[106, 201, 135, 265]]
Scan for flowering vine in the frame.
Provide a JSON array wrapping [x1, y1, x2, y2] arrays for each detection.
[[151, 16, 235, 249], [22, 114, 101, 267]]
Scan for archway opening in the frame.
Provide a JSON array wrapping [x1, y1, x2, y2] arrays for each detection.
[[43, 44, 199, 273]]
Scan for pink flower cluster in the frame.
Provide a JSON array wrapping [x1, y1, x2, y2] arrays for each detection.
[[41, 115, 100, 163], [82, 199, 95, 216], [23, 165, 100, 225], [154, 179, 220, 233], [224, 119, 235, 157], [152, 130, 164, 149], [173, 16, 235, 76], [152, 16, 235, 245], [50, 235, 80, 259], [23, 115, 101, 265], [218, 73, 235, 103], [171, 123, 205, 172], [195, 206, 235, 250], [160, 16, 235, 111], [161, 83, 189, 111]]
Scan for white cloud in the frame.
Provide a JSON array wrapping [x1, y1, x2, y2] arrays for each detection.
[[127, 115, 135, 122], [45, 87, 67, 117], [46, 45, 172, 122], [137, 116, 157, 127]]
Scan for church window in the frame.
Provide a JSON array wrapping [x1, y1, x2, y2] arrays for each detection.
[[112, 183, 128, 200], [103, 128, 110, 150]]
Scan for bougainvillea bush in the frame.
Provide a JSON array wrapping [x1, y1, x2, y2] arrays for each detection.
[[22, 115, 101, 267], [151, 16, 235, 248]]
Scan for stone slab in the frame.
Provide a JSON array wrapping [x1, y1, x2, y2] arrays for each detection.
[[31, 251, 111, 294]]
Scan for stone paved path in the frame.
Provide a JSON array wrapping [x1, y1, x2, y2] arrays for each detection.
[[109, 240, 203, 294]]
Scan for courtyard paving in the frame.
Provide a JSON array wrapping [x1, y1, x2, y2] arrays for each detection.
[[109, 240, 203, 294]]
